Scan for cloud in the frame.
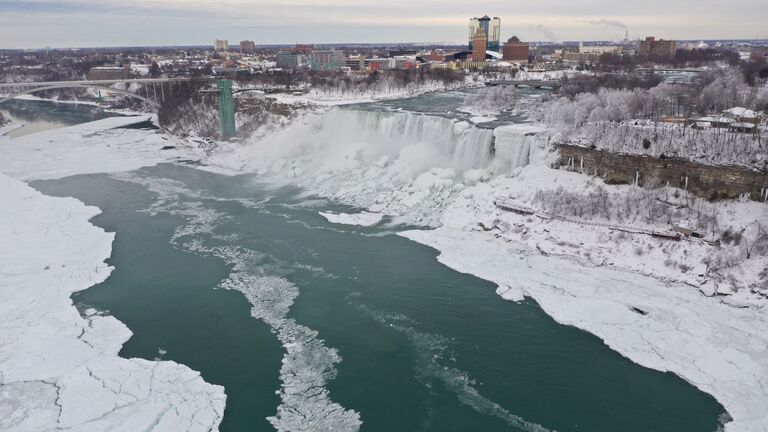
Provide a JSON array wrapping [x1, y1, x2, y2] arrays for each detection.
[[0, 0, 765, 48]]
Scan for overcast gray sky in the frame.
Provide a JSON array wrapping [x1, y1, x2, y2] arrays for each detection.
[[1, 0, 766, 49]]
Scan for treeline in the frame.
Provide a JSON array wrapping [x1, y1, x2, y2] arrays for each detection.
[[559, 74, 663, 98], [543, 67, 767, 170], [584, 47, 767, 81], [549, 67, 768, 122]]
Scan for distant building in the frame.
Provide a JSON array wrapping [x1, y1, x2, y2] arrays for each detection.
[[469, 15, 501, 51], [459, 60, 490, 69], [87, 64, 131, 81], [214, 39, 229, 52], [502, 36, 529, 62], [639, 37, 677, 62], [577, 41, 621, 55], [368, 58, 396, 70], [309, 49, 345, 71], [240, 40, 256, 54], [472, 27, 487, 62], [562, 42, 621, 63], [427, 50, 447, 62], [276, 52, 306, 69], [345, 55, 367, 70], [388, 49, 418, 57], [291, 44, 315, 55], [212, 59, 250, 76]]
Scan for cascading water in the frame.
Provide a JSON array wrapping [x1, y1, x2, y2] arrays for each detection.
[[493, 125, 544, 172], [207, 108, 544, 225], [324, 109, 495, 173], [218, 109, 495, 177]]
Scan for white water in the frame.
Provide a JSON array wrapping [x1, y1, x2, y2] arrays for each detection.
[[492, 125, 548, 173], [207, 109, 545, 226], [213, 109, 494, 177]]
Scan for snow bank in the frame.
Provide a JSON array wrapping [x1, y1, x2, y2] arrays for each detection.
[[394, 161, 768, 432], [319, 211, 383, 227], [0, 116, 193, 180], [401, 227, 768, 432], [469, 115, 497, 124], [11, 94, 101, 107], [0, 117, 227, 431], [0, 122, 25, 137], [0, 173, 225, 432]]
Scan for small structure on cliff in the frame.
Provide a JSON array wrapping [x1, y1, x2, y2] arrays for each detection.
[[495, 198, 535, 215]]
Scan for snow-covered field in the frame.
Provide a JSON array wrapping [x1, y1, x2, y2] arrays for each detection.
[[0, 119, 226, 431]]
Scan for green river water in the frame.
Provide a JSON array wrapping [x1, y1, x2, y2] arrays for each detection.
[[33, 162, 724, 432]]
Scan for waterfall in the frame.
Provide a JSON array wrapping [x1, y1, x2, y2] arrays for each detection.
[[493, 125, 543, 171], [296, 109, 495, 174], [451, 124, 495, 171], [218, 109, 544, 182]]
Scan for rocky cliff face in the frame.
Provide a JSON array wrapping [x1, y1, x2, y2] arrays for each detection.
[[556, 144, 768, 201]]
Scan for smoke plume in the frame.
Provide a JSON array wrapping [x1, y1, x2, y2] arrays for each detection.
[[579, 18, 628, 30], [535, 25, 559, 42]]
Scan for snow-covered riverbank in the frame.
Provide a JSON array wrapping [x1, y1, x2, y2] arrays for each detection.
[[401, 226, 767, 432], [200, 105, 768, 431], [0, 116, 187, 181], [0, 119, 226, 431], [4, 98, 767, 431]]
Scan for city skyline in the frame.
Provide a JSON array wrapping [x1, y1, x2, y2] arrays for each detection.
[[1, 0, 767, 49]]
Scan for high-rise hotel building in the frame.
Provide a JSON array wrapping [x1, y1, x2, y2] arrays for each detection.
[[469, 16, 500, 51]]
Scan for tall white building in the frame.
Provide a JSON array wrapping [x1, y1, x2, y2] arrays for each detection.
[[214, 39, 229, 52]]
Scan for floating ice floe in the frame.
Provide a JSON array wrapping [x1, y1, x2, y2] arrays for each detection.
[[319, 211, 383, 227]]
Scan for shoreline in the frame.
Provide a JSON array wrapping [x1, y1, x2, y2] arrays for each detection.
[[4, 97, 767, 431], [399, 226, 767, 432], [0, 173, 226, 431], [0, 119, 226, 431], [197, 103, 768, 431]]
